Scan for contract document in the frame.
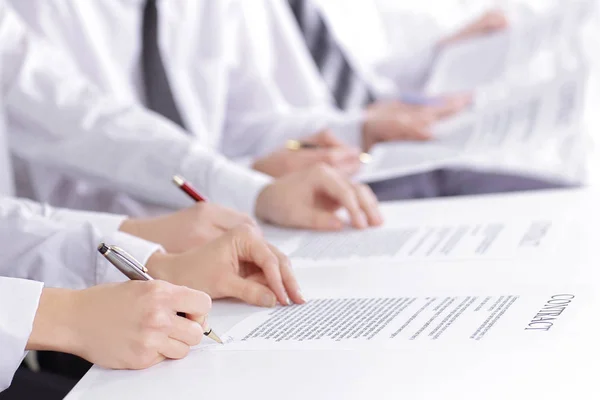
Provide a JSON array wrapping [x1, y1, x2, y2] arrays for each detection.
[[215, 291, 586, 351], [201, 257, 597, 352], [280, 218, 563, 267], [357, 68, 586, 183]]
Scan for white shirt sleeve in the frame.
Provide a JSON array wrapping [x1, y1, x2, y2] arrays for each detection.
[[0, 277, 43, 393], [0, 197, 162, 289], [0, 196, 127, 235], [0, 2, 270, 216], [220, 1, 366, 158]]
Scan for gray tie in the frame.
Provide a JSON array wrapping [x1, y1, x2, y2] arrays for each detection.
[[288, 0, 375, 110], [141, 0, 186, 129]]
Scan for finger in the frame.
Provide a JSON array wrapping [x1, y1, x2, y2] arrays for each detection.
[[314, 167, 368, 229], [394, 115, 433, 141], [159, 338, 191, 360], [170, 286, 212, 317], [145, 354, 166, 369], [336, 159, 362, 177], [429, 96, 471, 120], [233, 228, 288, 305], [299, 209, 344, 231], [319, 148, 361, 169], [170, 314, 205, 346], [477, 10, 508, 32], [313, 130, 345, 147], [213, 205, 258, 231], [334, 150, 363, 176], [228, 275, 278, 307], [353, 184, 383, 227], [269, 244, 305, 304]]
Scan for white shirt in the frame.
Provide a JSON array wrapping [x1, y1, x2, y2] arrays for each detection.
[[7, 0, 363, 216], [288, 0, 438, 100], [0, 0, 275, 217], [0, 195, 164, 393], [0, 277, 42, 392], [0, 6, 165, 384], [0, 213, 161, 392]]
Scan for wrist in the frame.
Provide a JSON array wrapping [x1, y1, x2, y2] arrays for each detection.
[[145, 251, 173, 282], [27, 288, 81, 354], [119, 218, 142, 238], [254, 186, 272, 224]]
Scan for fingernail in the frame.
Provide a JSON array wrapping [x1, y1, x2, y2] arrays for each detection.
[[297, 290, 306, 303], [261, 294, 276, 308]]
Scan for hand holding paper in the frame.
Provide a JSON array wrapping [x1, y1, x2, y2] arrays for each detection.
[[147, 225, 305, 308]]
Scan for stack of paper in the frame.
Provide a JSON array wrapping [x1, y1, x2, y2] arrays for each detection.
[[356, 0, 596, 185]]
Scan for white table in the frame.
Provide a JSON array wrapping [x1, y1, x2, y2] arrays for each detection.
[[66, 189, 600, 400]]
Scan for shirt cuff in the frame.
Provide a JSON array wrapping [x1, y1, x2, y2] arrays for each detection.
[[95, 231, 164, 284], [182, 144, 273, 216], [232, 155, 256, 170], [0, 278, 43, 392], [328, 111, 366, 150], [50, 208, 126, 236]]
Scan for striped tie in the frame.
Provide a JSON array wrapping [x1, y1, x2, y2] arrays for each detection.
[[141, 0, 187, 129], [288, 0, 375, 110]]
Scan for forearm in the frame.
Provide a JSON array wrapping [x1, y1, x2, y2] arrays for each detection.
[[26, 288, 78, 353], [0, 198, 161, 288], [223, 106, 366, 158], [1, 3, 268, 214], [0, 196, 126, 235]]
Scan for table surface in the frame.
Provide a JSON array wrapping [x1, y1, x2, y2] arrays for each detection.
[[66, 188, 600, 400]]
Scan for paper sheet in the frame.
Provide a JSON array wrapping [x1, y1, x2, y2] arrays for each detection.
[[357, 68, 586, 183], [214, 290, 588, 351], [279, 218, 563, 267]]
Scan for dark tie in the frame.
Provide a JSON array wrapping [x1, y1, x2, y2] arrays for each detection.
[[141, 0, 186, 129], [288, 0, 375, 110]]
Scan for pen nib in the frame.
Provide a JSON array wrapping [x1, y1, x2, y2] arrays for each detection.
[[206, 329, 224, 345]]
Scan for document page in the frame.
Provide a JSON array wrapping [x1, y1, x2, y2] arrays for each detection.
[[425, 31, 510, 95], [213, 289, 588, 351], [282, 218, 561, 267], [358, 69, 585, 183]]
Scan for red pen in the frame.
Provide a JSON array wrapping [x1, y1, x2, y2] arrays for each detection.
[[172, 175, 206, 202]]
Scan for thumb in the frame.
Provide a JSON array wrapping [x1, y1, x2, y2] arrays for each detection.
[[228, 275, 278, 308]]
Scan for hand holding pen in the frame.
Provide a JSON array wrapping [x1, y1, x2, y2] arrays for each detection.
[[253, 130, 367, 178], [99, 243, 224, 344]]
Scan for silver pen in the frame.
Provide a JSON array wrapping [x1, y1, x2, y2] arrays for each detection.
[[98, 243, 223, 344]]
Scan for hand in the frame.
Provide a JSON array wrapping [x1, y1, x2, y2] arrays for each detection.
[[253, 130, 362, 178], [120, 202, 257, 253], [147, 225, 304, 308], [255, 164, 383, 231], [362, 95, 471, 150], [439, 10, 508, 47], [27, 282, 211, 370]]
